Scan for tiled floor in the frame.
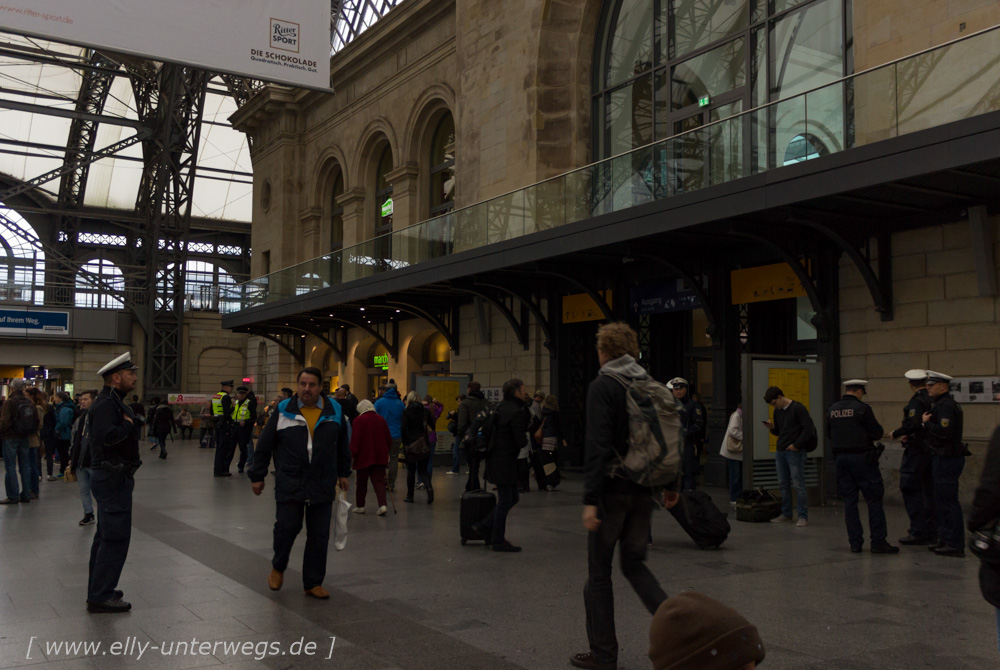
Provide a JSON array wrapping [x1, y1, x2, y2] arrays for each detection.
[[1, 439, 996, 669]]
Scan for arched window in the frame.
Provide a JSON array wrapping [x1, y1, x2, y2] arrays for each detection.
[[156, 260, 234, 311], [429, 114, 455, 217], [783, 133, 829, 165], [75, 257, 124, 308], [330, 170, 344, 252], [0, 203, 45, 304], [373, 144, 393, 267]]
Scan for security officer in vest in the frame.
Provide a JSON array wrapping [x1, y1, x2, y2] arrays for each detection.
[[212, 380, 235, 477], [86, 352, 141, 613], [828, 380, 898, 554], [231, 386, 257, 474], [889, 369, 937, 545], [921, 370, 968, 557], [668, 377, 705, 491]]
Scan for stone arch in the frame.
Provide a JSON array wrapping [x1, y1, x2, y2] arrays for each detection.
[[352, 117, 400, 190], [531, 0, 605, 179], [403, 85, 456, 219], [197, 347, 247, 394]]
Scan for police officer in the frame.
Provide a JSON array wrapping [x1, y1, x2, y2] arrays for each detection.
[[231, 386, 256, 474], [921, 370, 967, 557], [889, 369, 936, 545], [828, 380, 898, 554], [668, 377, 704, 491], [87, 352, 142, 613], [212, 380, 235, 477]]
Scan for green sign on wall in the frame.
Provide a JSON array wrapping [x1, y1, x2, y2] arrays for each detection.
[[381, 198, 394, 217], [373, 353, 389, 370]]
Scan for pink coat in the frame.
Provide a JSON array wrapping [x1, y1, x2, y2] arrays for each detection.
[[350, 410, 392, 470]]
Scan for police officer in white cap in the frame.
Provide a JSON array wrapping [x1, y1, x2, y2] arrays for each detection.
[[828, 379, 898, 554], [668, 377, 704, 491], [86, 352, 141, 613], [888, 370, 936, 545], [921, 370, 967, 557]]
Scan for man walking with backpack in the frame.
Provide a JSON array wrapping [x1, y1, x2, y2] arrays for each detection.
[[573, 323, 677, 670], [0, 379, 38, 504]]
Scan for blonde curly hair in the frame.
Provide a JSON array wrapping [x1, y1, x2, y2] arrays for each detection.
[[595, 322, 639, 360]]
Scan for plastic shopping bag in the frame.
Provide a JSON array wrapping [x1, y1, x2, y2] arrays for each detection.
[[334, 489, 351, 551]]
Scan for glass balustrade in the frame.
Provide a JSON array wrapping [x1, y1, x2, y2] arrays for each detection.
[[221, 25, 1000, 315]]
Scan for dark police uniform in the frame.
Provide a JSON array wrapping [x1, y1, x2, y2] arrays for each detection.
[[891, 387, 936, 543], [670, 379, 705, 491], [231, 389, 257, 473], [212, 384, 234, 476], [922, 390, 967, 554], [828, 391, 894, 552], [87, 382, 141, 609]]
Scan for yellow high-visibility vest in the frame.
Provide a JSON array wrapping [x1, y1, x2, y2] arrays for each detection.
[[212, 391, 228, 416], [232, 399, 250, 422]]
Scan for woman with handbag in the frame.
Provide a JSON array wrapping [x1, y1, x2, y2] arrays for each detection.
[[720, 404, 744, 507], [968, 424, 1000, 653], [401, 391, 434, 504], [534, 395, 563, 491]]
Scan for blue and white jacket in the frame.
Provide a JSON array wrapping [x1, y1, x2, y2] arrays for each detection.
[[248, 395, 351, 504]]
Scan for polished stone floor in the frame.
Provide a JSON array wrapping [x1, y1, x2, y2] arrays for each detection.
[[0, 438, 995, 670]]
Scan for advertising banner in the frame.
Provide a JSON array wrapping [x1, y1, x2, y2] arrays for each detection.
[[0, 1, 331, 90], [0, 308, 69, 336], [168, 393, 212, 405]]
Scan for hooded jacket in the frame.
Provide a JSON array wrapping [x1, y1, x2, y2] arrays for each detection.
[[248, 395, 350, 504], [374, 388, 405, 439]]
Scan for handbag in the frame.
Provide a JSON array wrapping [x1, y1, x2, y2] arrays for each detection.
[[334, 489, 351, 551], [65, 468, 77, 483], [533, 417, 546, 444], [724, 433, 743, 454], [970, 522, 1000, 564], [404, 417, 431, 461]]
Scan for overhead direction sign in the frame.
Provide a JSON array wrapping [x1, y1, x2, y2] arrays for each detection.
[[0, 0, 332, 90]]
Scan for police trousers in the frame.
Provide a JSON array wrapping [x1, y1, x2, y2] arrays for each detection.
[[88, 469, 134, 603], [899, 446, 936, 540], [836, 452, 887, 547]]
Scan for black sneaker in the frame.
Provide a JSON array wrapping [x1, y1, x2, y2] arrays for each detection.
[[933, 545, 965, 558], [492, 541, 522, 553], [898, 534, 932, 545], [850, 545, 863, 553], [80, 513, 95, 526], [871, 543, 899, 554]]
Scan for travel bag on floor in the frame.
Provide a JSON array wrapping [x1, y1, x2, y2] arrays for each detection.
[[668, 489, 730, 549], [460, 489, 496, 545], [539, 449, 561, 489], [735, 488, 782, 522]]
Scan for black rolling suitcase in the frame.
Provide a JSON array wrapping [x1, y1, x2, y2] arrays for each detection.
[[540, 449, 561, 489], [668, 490, 730, 549], [460, 489, 496, 545]]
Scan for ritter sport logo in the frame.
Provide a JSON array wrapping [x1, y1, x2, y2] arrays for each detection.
[[270, 18, 300, 53]]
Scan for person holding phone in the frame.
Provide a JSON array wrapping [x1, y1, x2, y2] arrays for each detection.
[[762, 386, 815, 528]]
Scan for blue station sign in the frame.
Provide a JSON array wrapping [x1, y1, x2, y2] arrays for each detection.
[[0, 308, 70, 336], [629, 279, 703, 316]]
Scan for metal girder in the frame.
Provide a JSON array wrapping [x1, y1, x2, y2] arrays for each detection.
[[503, 268, 614, 321], [454, 284, 529, 349], [286, 325, 346, 361], [0, 98, 146, 130], [332, 0, 402, 54], [327, 316, 398, 360], [472, 281, 554, 352], [384, 300, 459, 354], [251, 329, 305, 365]]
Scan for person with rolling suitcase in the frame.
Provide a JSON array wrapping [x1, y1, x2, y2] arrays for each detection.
[[667, 489, 731, 549]]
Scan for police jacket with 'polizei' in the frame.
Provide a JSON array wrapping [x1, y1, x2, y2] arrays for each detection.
[[248, 395, 351, 504], [827, 395, 883, 453]]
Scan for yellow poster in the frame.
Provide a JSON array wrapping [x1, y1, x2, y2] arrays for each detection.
[[766, 368, 810, 452], [427, 380, 462, 421], [731, 263, 806, 304]]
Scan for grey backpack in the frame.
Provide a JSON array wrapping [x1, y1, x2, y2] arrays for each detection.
[[605, 373, 684, 488]]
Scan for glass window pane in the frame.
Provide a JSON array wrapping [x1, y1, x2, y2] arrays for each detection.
[[671, 38, 746, 111], [607, 75, 654, 155], [769, 0, 843, 100], [606, 0, 653, 88], [670, 0, 749, 59], [774, 0, 810, 14]]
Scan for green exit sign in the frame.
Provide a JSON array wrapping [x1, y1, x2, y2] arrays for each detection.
[[698, 95, 710, 107], [381, 198, 394, 217]]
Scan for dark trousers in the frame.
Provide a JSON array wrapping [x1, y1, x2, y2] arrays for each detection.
[[465, 448, 483, 491], [213, 422, 233, 474], [88, 469, 134, 603], [727, 457, 742, 502], [154, 430, 169, 456], [43, 435, 56, 476], [180, 426, 193, 439], [682, 441, 699, 490], [405, 459, 432, 498], [478, 484, 519, 544], [900, 446, 936, 540], [234, 425, 253, 471], [355, 466, 387, 508], [517, 457, 530, 491], [584, 492, 667, 665], [529, 448, 547, 490], [273, 500, 333, 590], [836, 453, 888, 547], [932, 454, 966, 549]]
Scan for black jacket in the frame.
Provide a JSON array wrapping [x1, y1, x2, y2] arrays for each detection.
[[486, 397, 529, 486], [152, 404, 176, 434], [969, 425, 1000, 608], [401, 402, 432, 448], [769, 400, 816, 452], [89, 385, 140, 467], [70, 409, 91, 469], [457, 391, 489, 440], [679, 395, 705, 445], [827, 395, 883, 453], [923, 393, 966, 457], [891, 389, 932, 450], [248, 395, 351, 504]]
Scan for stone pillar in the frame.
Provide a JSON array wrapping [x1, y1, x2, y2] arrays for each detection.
[[298, 206, 322, 261], [386, 163, 421, 265], [338, 188, 368, 283]]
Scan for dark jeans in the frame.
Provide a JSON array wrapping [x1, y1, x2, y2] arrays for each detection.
[[682, 441, 699, 490], [43, 435, 56, 476], [273, 500, 332, 590], [517, 457, 530, 491], [450, 436, 464, 472], [88, 469, 134, 603], [154, 430, 169, 456], [932, 454, 966, 549], [529, 448, 547, 490], [727, 457, 742, 502], [2, 437, 31, 500], [405, 459, 432, 498], [28, 446, 40, 496], [234, 425, 254, 471], [836, 452, 888, 547], [900, 446, 936, 539], [478, 484, 519, 544], [179, 426, 193, 439], [584, 492, 667, 664], [465, 448, 483, 492], [213, 422, 233, 474]]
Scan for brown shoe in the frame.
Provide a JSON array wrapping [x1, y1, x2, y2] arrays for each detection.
[[570, 652, 616, 670], [268, 569, 283, 591], [304, 586, 329, 599]]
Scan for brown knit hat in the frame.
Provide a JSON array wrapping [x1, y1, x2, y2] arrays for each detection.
[[649, 592, 765, 670]]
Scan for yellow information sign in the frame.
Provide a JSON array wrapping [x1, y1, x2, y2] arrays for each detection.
[[766, 368, 810, 452], [562, 291, 613, 324], [427, 380, 462, 420], [731, 263, 806, 305]]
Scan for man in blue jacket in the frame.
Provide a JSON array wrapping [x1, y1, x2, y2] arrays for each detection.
[[53, 392, 77, 478], [249, 367, 350, 599], [374, 380, 405, 492]]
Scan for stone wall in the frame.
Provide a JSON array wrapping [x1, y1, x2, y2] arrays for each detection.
[[839, 215, 1000, 503]]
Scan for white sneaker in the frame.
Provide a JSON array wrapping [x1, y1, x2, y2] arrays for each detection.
[[416, 483, 425, 489], [771, 515, 793, 523], [445, 471, 461, 475], [729, 500, 738, 507], [351, 507, 365, 514], [796, 518, 808, 527], [376, 506, 387, 516]]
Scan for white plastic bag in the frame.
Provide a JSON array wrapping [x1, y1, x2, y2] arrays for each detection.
[[334, 489, 351, 551]]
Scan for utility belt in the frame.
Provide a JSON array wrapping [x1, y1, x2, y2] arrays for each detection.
[[97, 460, 140, 479], [930, 442, 971, 458], [835, 443, 885, 463]]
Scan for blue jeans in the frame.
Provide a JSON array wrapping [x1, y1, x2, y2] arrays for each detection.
[[932, 454, 966, 549], [450, 437, 464, 472], [775, 449, 808, 519], [836, 453, 887, 547], [28, 446, 40, 495], [727, 458, 742, 502], [2, 436, 31, 501], [77, 467, 94, 516]]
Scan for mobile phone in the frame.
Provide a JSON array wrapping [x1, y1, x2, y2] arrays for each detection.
[[761, 420, 770, 425]]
